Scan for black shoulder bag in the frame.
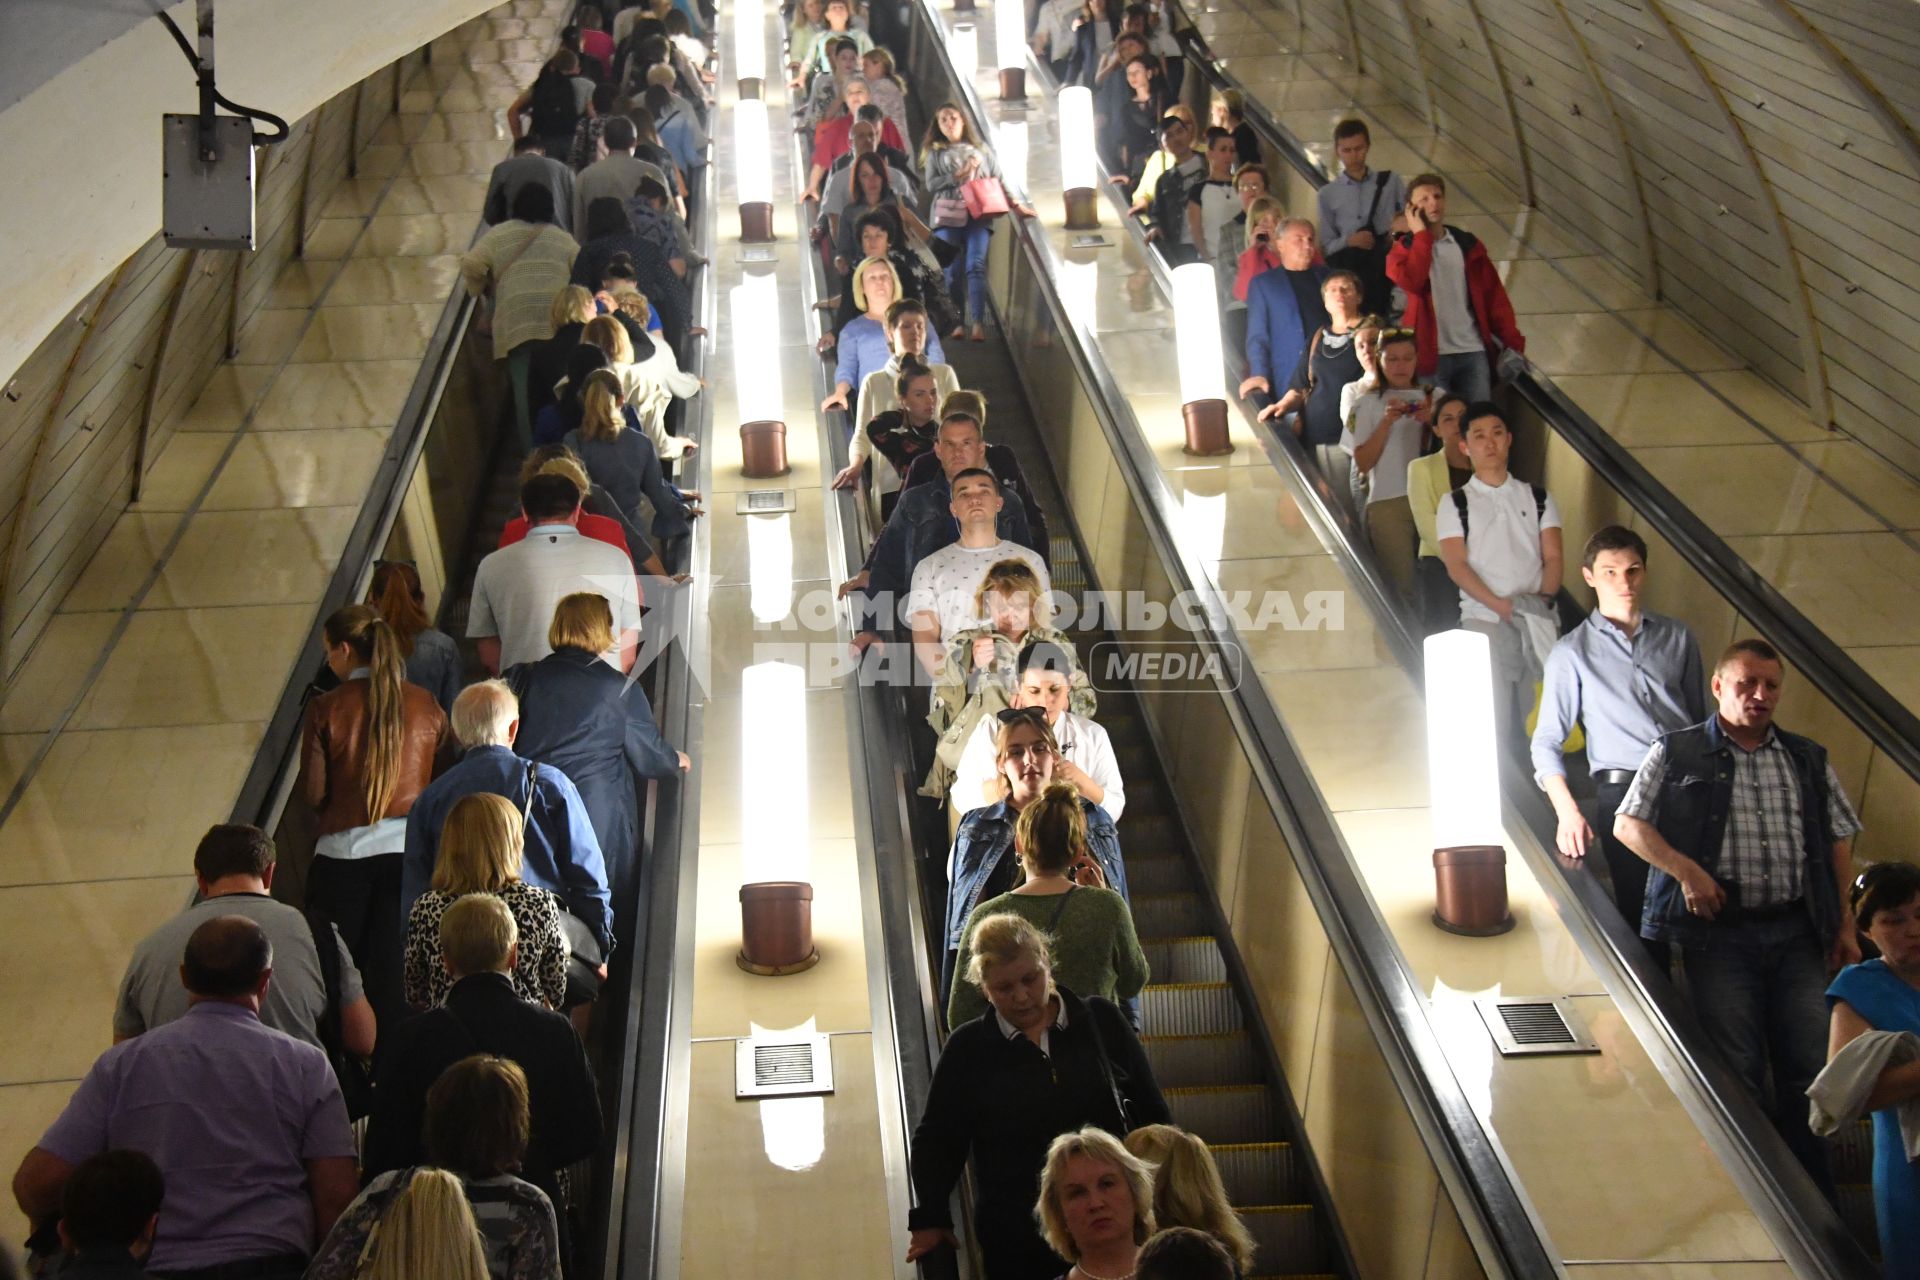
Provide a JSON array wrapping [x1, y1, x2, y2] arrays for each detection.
[[305, 906, 376, 1119]]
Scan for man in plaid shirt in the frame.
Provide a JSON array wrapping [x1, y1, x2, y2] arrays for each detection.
[[1614, 637, 1860, 1196]]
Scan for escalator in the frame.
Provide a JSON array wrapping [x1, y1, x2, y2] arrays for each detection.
[[863, 1, 1879, 1276], [215, 18, 718, 1280]]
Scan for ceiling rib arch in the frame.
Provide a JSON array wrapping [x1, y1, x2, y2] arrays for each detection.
[[1454, 0, 1535, 204], [1535, 0, 1663, 293], [1636, 0, 1833, 423]]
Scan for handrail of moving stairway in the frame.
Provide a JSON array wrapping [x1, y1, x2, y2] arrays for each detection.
[[786, 82, 974, 1279], [1144, 23, 1874, 1277], [1170, 18, 1920, 789], [609, 101, 721, 1280], [906, 11, 1561, 1278], [223, 32, 718, 1280]]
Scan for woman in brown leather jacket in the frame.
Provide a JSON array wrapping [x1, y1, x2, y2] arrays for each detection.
[[299, 604, 450, 1034]]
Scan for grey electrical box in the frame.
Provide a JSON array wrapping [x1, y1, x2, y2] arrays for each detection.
[[162, 114, 256, 250]]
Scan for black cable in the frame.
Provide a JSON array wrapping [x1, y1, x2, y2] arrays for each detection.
[[154, 6, 291, 145]]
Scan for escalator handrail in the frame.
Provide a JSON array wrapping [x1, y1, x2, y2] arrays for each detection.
[[609, 113, 720, 1280], [908, 14, 1560, 1278], [783, 73, 972, 1276], [1161, 25, 1877, 1276], [1171, 18, 1920, 790]]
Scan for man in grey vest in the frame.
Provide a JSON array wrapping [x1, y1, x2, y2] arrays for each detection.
[[1614, 637, 1861, 1194]]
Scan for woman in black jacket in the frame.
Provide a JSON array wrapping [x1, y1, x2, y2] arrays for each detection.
[[906, 912, 1169, 1280], [505, 592, 688, 907]]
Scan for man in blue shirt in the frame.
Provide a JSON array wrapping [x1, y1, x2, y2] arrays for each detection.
[[1316, 118, 1405, 316], [402, 680, 614, 957], [1532, 526, 1706, 964]]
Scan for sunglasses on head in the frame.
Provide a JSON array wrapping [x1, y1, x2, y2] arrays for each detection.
[[996, 706, 1048, 726], [1853, 862, 1901, 913]]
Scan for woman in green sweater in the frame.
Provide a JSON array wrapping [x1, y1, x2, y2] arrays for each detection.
[[949, 782, 1149, 1027]]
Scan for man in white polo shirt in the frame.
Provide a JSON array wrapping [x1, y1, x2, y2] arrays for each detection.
[[1435, 402, 1563, 747], [468, 473, 643, 674], [906, 468, 1050, 680]]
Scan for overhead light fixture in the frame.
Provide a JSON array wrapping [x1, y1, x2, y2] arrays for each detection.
[[1171, 262, 1233, 456], [1425, 629, 1513, 936], [995, 0, 1027, 100], [734, 97, 775, 243], [1058, 87, 1098, 229], [735, 0, 766, 94]]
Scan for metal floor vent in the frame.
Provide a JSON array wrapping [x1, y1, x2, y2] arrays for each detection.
[[1475, 997, 1600, 1057], [735, 1032, 835, 1099]]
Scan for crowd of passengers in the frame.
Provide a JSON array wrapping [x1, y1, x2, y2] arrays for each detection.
[[6, 4, 721, 1278], [797, 1, 1920, 1274], [8, 0, 1920, 1277]]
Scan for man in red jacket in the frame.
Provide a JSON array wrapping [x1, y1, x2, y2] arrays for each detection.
[[1385, 172, 1525, 405]]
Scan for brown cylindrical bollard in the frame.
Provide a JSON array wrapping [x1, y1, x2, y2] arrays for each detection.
[[739, 201, 775, 243], [739, 881, 820, 975], [739, 420, 789, 478], [1182, 398, 1233, 456], [1433, 845, 1514, 936], [1063, 186, 1099, 231]]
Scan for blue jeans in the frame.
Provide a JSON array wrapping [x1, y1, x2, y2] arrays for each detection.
[[1683, 913, 1836, 1197], [936, 218, 991, 326], [1435, 350, 1492, 406]]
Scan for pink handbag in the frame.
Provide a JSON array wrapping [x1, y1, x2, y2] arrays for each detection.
[[960, 176, 1011, 219]]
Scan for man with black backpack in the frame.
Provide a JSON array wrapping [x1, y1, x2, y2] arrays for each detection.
[[1434, 403, 1564, 750], [1317, 119, 1404, 317]]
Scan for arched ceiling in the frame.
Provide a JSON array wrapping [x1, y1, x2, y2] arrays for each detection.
[[1304, 0, 1920, 471], [0, 0, 495, 389]]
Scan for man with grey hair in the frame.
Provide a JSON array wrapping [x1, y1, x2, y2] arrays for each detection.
[[1237, 216, 1329, 410], [400, 680, 612, 957]]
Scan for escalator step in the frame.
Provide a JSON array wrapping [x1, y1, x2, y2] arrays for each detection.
[[1166, 1084, 1280, 1143], [1241, 1205, 1324, 1275], [1119, 814, 1176, 848], [1143, 982, 1241, 1036], [1210, 1141, 1296, 1205], [1141, 936, 1225, 983], [1128, 855, 1190, 894], [1132, 892, 1209, 938], [1143, 1030, 1257, 1085]]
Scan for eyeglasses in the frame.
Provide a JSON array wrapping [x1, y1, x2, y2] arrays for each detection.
[[1379, 328, 1416, 341]]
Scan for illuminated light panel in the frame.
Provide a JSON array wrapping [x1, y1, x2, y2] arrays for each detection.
[[733, 97, 774, 207], [740, 661, 809, 883], [1424, 628, 1503, 850], [1171, 262, 1227, 405], [1057, 87, 1096, 191], [746, 512, 796, 623], [729, 271, 784, 424]]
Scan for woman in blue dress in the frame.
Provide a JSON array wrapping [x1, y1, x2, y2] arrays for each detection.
[[1828, 860, 1920, 1277]]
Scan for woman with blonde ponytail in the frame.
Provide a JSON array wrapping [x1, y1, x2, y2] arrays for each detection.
[[1123, 1124, 1257, 1276], [359, 1169, 491, 1280], [300, 603, 451, 1031]]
